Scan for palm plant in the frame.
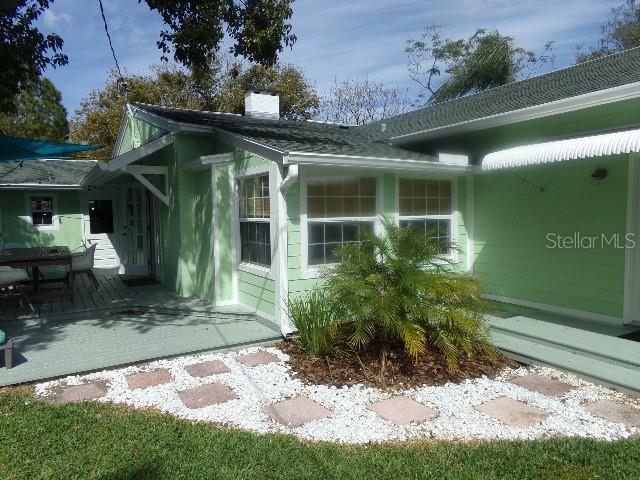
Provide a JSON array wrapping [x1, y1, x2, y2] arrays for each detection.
[[325, 219, 494, 378], [287, 288, 337, 357]]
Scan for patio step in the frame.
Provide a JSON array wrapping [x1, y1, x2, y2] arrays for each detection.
[[489, 316, 640, 394], [491, 332, 640, 393]]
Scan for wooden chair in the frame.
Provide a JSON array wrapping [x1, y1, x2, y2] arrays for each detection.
[[69, 244, 99, 289], [0, 266, 34, 313]]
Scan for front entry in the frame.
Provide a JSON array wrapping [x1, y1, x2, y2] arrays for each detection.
[[121, 186, 149, 276], [82, 186, 150, 275], [83, 189, 120, 271]]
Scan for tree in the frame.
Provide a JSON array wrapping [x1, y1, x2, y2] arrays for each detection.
[[215, 63, 320, 120], [0, 0, 68, 113], [576, 0, 640, 62], [0, 78, 68, 142], [1, 0, 296, 113], [71, 61, 318, 159], [320, 77, 410, 126], [406, 26, 553, 104]]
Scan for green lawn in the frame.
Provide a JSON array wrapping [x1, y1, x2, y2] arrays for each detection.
[[1, 389, 639, 480]]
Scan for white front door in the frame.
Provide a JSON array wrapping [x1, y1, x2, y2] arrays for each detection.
[[122, 185, 149, 276], [82, 190, 120, 271]]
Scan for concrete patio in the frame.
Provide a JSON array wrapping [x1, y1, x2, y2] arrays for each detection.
[[0, 275, 281, 386]]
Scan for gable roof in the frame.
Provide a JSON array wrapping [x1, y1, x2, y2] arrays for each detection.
[[361, 47, 640, 143], [0, 160, 98, 188], [131, 103, 436, 163]]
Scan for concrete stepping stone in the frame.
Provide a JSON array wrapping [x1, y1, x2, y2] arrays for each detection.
[[585, 399, 640, 428], [264, 396, 331, 427], [54, 381, 108, 404], [236, 351, 280, 367], [475, 396, 549, 428], [126, 369, 172, 390], [178, 383, 238, 409], [511, 374, 573, 397], [185, 360, 231, 378], [368, 396, 438, 425]]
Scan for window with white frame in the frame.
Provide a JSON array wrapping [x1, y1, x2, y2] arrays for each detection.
[[398, 178, 453, 255], [238, 175, 271, 267], [29, 196, 55, 227], [306, 176, 377, 266]]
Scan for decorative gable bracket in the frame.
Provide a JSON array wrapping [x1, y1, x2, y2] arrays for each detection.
[[124, 165, 170, 206]]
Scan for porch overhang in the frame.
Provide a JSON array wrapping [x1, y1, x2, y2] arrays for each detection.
[[482, 128, 640, 171]]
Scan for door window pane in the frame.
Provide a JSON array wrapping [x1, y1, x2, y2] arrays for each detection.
[[88, 200, 114, 234]]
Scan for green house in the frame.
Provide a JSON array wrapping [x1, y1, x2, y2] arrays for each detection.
[[2, 48, 640, 390]]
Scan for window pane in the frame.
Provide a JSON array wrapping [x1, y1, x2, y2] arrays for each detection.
[[239, 175, 269, 219], [307, 221, 374, 265], [399, 197, 412, 216], [240, 221, 271, 267], [399, 178, 412, 196], [32, 212, 53, 225], [307, 176, 376, 218], [308, 244, 325, 266], [88, 200, 114, 234]]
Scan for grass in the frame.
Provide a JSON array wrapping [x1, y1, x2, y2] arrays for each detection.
[[1, 389, 639, 480]]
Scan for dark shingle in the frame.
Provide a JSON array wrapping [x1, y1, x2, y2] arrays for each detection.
[[0, 160, 97, 186], [133, 103, 435, 162], [360, 47, 640, 140]]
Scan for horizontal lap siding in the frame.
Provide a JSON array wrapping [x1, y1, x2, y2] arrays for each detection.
[[473, 155, 629, 317]]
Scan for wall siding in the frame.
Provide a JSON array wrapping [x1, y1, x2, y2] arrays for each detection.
[[473, 155, 629, 317], [0, 190, 83, 249], [286, 168, 469, 297], [234, 150, 277, 317]]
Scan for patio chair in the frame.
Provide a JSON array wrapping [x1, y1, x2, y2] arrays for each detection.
[[0, 330, 12, 369], [0, 266, 34, 312], [69, 244, 99, 289]]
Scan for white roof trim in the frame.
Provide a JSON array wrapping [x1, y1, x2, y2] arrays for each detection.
[[482, 128, 640, 171]]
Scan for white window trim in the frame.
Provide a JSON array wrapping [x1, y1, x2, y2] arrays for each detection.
[[235, 165, 275, 279], [300, 169, 384, 279], [24, 192, 59, 231], [395, 174, 460, 264]]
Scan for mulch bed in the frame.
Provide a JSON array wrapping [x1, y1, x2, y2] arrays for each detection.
[[279, 341, 517, 389]]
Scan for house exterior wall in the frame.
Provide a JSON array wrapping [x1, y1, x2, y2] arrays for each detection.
[[285, 167, 470, 298], [234, 151, 277, 319], [473, 154, 629, 319], [0, 189, 83, 249]]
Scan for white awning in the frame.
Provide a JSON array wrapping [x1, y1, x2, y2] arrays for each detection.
[[482, 128, 640, 171]]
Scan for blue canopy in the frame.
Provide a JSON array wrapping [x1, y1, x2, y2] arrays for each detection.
[[0, 135, 101, 162]]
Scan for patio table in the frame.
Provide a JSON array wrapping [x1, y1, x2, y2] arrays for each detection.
[[0, 247, 74, 301]]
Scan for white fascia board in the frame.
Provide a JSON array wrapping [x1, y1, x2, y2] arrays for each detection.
[[390, 81, 640, 145], [112, 106, 131, 158], [287, 152, 472, 173], [132, 104, 287, 163], [105, 133, 175, 171]]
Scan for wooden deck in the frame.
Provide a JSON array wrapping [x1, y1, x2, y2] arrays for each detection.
[[0, 275, 281, 386]]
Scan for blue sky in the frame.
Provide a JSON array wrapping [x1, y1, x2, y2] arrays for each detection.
[[38, 0, 619, 117]]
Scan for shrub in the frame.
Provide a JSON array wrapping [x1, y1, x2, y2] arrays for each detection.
[[325, 219, 495, 375], [287, 288, 336, 357]]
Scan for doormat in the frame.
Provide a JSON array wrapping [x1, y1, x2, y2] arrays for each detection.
[[120, 277, 159, 287], [618, 330, 640, 342]]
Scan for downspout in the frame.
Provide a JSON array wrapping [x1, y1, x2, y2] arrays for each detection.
[[279, 164, 298, 193], [275, 163, 298, 336]]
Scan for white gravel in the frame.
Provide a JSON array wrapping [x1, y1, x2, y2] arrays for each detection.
[[34, 346, 639, 444]]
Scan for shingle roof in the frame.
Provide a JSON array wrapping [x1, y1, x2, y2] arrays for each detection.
[[360, 47, 640, 140], [0, 160, 97, 186], [133, 103, 435, 162]]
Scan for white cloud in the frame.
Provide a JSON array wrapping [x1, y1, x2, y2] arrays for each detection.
[[43, 9, 71, 28]]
